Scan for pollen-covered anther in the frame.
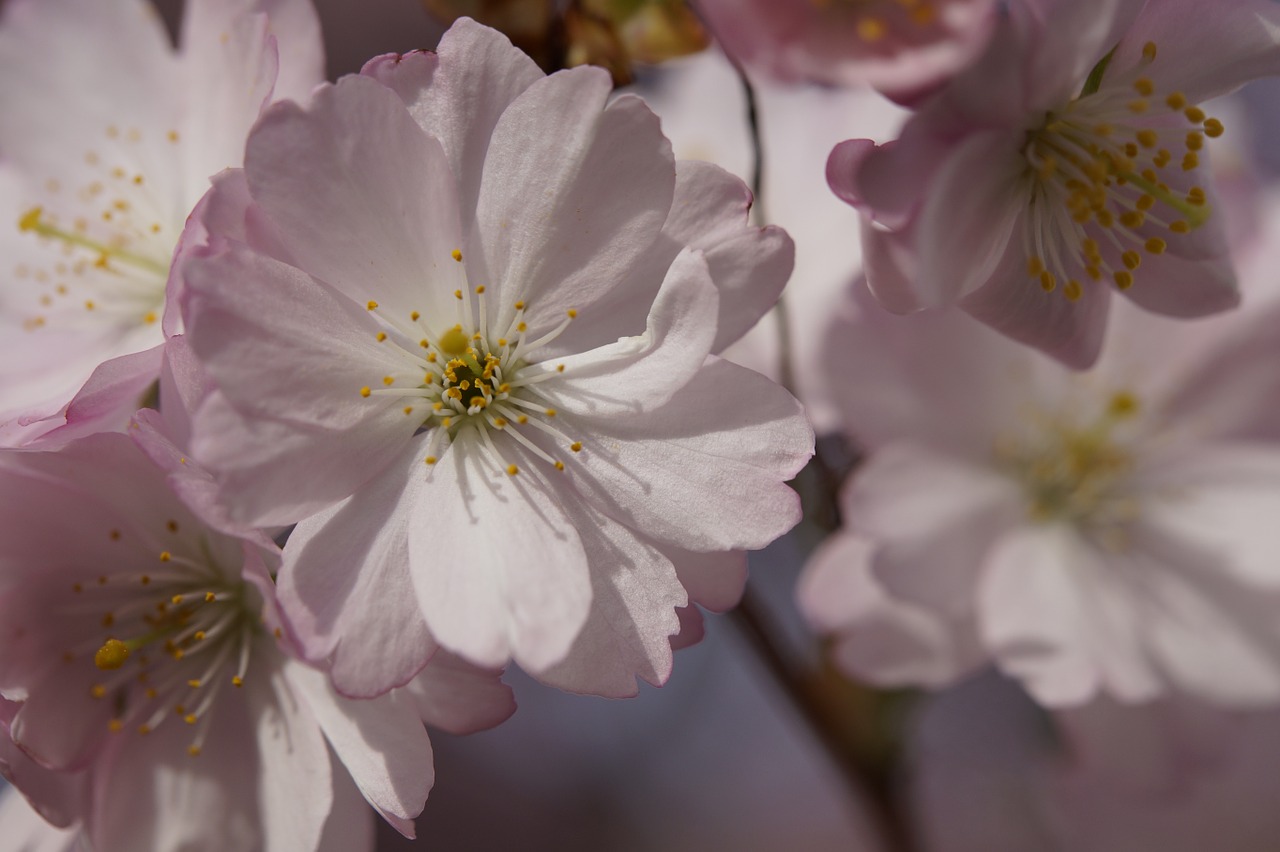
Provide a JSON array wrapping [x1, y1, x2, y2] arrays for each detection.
[[94, 638, 130, 670]]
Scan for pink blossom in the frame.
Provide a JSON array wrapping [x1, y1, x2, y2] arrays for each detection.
[[0, 0, 324, 447], [0, 431, 514, 850], [179, 19, 811, 699], [799, 215, 1280, 706], [696, 0, 997, 101], [827, 0, 1280, 367]]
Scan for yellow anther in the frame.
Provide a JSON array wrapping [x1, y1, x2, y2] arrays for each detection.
[[1109, 391, 1139, 418], [1128, 99, 1149, 114], [360, 386, 371, 398], [376, 332, 387, 342], [95, 639, 130, 670], [475, 285, 486, 294], [1114, 270, 1134, 290], [1133, 78, 1155, 96], [425, 456, 438, 465], [144, 312, 158, 324], [1122, 251, 1141, 270], [109, 719, 123, 733], [1064, 280, 1083, 302], [1182, 152, 1199, 171], [1165, 91, 1186, 110], [187, 745, 201, 757], [1135, 129, 1159, 149], [1184, 106, 1206, 124], [18, 207, 42, 232], [194, 631, 206, 641], [544, 408, 557, 417], [91, 684, 107, 699], [438, 326, 469, 355], [566, 309, 578, 318], [1039, 271, 1056, 293], [102, 613, 115, 627], [516, 322, 527, 332], [159, 551, 171, 562], [570, 442, 583, 453], [232, 676, 244, 687], [85, 300, 96, 311], [1186, 132, 1204, 151], [383, 376, 394, 386], [1026, 256, 1045, 277], [856, 17, 886, 41], [167, 130, 180, 143], [171, 594, 184, 604], [138, 724, 152, 735], [205, 592, 216, 603], [403, 406, 413, 415], [1145, 237, 1167, 254], [1093, 123, 1113, 137], [140, 575, 150, 585], [1203, 118, 1224, 138], [184, 714, 197, 725], [187, 679, 202, 689], [451, 249, 463, 262], [454, 289, 463, 300], [1136, 194, 1155, 211], [506, 464, 519, 476], [1120, 211, 1145, 229], [410, 311, 421, 321], [1142, 41, 1157, 61], [1170, 220, 1190, 234], [554, 461, 565, 471], [366, 301, 379, 311], [493, 417, 508, 427]]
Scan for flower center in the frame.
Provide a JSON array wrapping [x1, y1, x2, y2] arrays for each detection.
[[997, 390, 1142, 531], [361, 252, 583, 476], [72, 529, 259, 758], [1020, 42, 1221, 301], [810, 0, 938, 41], [12, 124, 180, 333]]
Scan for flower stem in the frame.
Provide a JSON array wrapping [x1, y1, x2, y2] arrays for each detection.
[[729, 587, 918, 852]]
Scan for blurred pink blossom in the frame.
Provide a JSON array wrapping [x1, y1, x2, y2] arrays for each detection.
[[828, 0, 1280, 367], [0, 0, 323, 447]]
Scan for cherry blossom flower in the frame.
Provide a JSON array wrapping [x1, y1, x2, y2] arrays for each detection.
[[696, 0, 997, 101], [179, 18, 810, 699], [0, 431, 515, 850], [0, 0, 324, 447], [799, 230, 1280, 707], [827, 0, 1280, 367]]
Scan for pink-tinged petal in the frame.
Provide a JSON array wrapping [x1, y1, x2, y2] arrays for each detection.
[[1017, 0, 1146, 109], [828, 135, 946, 228], [540, 249, 719, 417], [977, 524, 1159, 707], [402, 652, 515, 736], [176, 4, 276, 204], [154, 335, 212, 453], [408, 430, 592, 672], [316, 760, 375, 852], [1111, 0, 1280, 104], [825, 281, 1056, 456], [663, 161, 794, 352], [283, 661, 433, 838], [243, 75, 466, 318], [0, 708, 88, 830], [278, 441, 438, 698], [669, 606, 705, 652], [183, 242, 422, 524], [916, 129, 1026, 307], [183, 0, 324, 107], [1123, 523, 1280, 705], [857, 221, 927, 314], [978, 526, 1096, 706], [959, 233, 1112, 370], [1133, 445, 1280, 590], [0, 0, 181, 196], [849, 442, 1023, 612], [473, 73, 675, 327], [19, 345, 162, 450], [799, 533, 986, 688], [1119, 252, 1239, 318], [361, 18, 542, 222], [669, 547, 748, 613], [534, 503, 686, 698], [561, 357, 811, 553], [1157, 301, 1280, 443], [248, 666, 332, 852], [89, 691, 260, 852], [0, 787, 82, 852]]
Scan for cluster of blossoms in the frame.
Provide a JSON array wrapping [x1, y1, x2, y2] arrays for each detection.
[[4, 0, 1280, 848]]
